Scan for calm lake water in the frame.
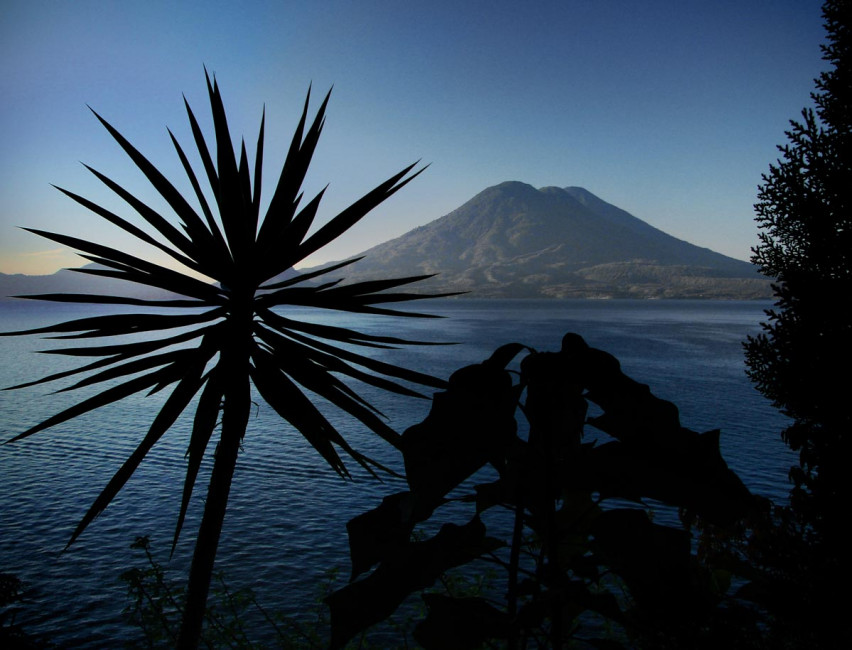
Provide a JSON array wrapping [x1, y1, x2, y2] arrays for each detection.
[[0, 299, 794, 647]]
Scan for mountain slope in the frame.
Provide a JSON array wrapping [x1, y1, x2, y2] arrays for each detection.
[[307, 182, 770, 299]]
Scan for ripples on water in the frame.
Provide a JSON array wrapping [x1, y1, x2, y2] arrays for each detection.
[[0, 299, 794, 646]]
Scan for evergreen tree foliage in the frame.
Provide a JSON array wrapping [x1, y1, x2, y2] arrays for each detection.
[[745, 0, 851, 529], [744, 1, 851, 646]]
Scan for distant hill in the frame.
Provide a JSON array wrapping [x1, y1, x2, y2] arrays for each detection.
[[301, 182, 771, 299], [0, 265, 178, 302]]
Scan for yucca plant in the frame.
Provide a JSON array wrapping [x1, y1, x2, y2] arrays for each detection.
[[1, 72, 450, 647]]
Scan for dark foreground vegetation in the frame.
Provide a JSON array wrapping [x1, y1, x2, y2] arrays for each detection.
[[325, 333, 762, 649], [2, 0, 850, 647], [1, 71, 447, 648]]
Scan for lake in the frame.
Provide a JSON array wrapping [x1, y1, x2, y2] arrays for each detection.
[[0, 299, 794, 647]]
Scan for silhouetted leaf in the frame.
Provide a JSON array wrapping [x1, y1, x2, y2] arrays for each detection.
[[590, 508, 693, 614], [249, 346, 348, 477], [172, 368, 224, 553], [584, 433, 754, 526], [346, 491, 415, 580], [415, 594, 512, 650], [14, 293, 210, 308], [254, 323, 428, 401], [85, 112, 215, 264], [257, 187, 327, 282], [20, 227, 224, 302], [324, 274, 439, 297], [68, 347, 211, 547], [2, 309, 222, 339], [33, 324, 218, 358], [70, 263, 225, 304], [258, 87, 330, 246], [579, 639, 628, 650], [278, 325, 449, 390], [53, 183, 201, 273], [327, 517, 489, 650], [3, 354, 126, 391], [4, 363, 181, 444], [484, 341, 530, 370], [258, 256, 363, 291], [256, 304, 444, 349], [167, 127, 229, 267], [297, 161, 425, 262], [204, 74, 245, 255], [402, 362, 518, 509], [254, 327, 404, 448], [56, 348, 201, 393], [251, 108, 265, 218], [265, 285, 450, 318], [182, 93, 221, 213], [237, 138, 252, 226]]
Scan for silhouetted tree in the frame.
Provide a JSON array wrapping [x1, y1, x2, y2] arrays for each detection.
[[744, 0, 851, 645], [2, 73, 450, 648], [746, 0, 851, 542]]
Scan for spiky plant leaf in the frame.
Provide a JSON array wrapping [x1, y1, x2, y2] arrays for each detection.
[[2, 72, 450, 646], [172, 368, 224, 554]]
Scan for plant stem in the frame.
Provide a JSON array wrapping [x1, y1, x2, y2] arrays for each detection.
[[177, 387, 246, 647], [507, 489, 524, 650], [178, 301, 252, 648]]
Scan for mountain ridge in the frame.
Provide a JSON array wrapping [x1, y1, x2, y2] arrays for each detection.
[[0, 265, 180, 302], [1, 183, 772, 301]]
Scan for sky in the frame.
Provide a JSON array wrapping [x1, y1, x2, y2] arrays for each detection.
[[0, 0, 829, 276]]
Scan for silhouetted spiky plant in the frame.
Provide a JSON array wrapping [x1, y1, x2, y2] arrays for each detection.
[[1, 72, 449, 647]]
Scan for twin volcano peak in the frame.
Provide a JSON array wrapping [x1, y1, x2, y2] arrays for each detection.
[[310, 181, 770, 299]]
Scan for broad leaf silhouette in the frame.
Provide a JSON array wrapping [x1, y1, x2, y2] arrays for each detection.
[[328, 333, 759, 649]]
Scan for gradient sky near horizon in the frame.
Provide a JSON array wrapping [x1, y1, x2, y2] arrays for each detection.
[[0, 0, 828, 276]]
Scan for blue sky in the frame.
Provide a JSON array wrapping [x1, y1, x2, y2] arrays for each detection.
[[0, 0, 827, 275]]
